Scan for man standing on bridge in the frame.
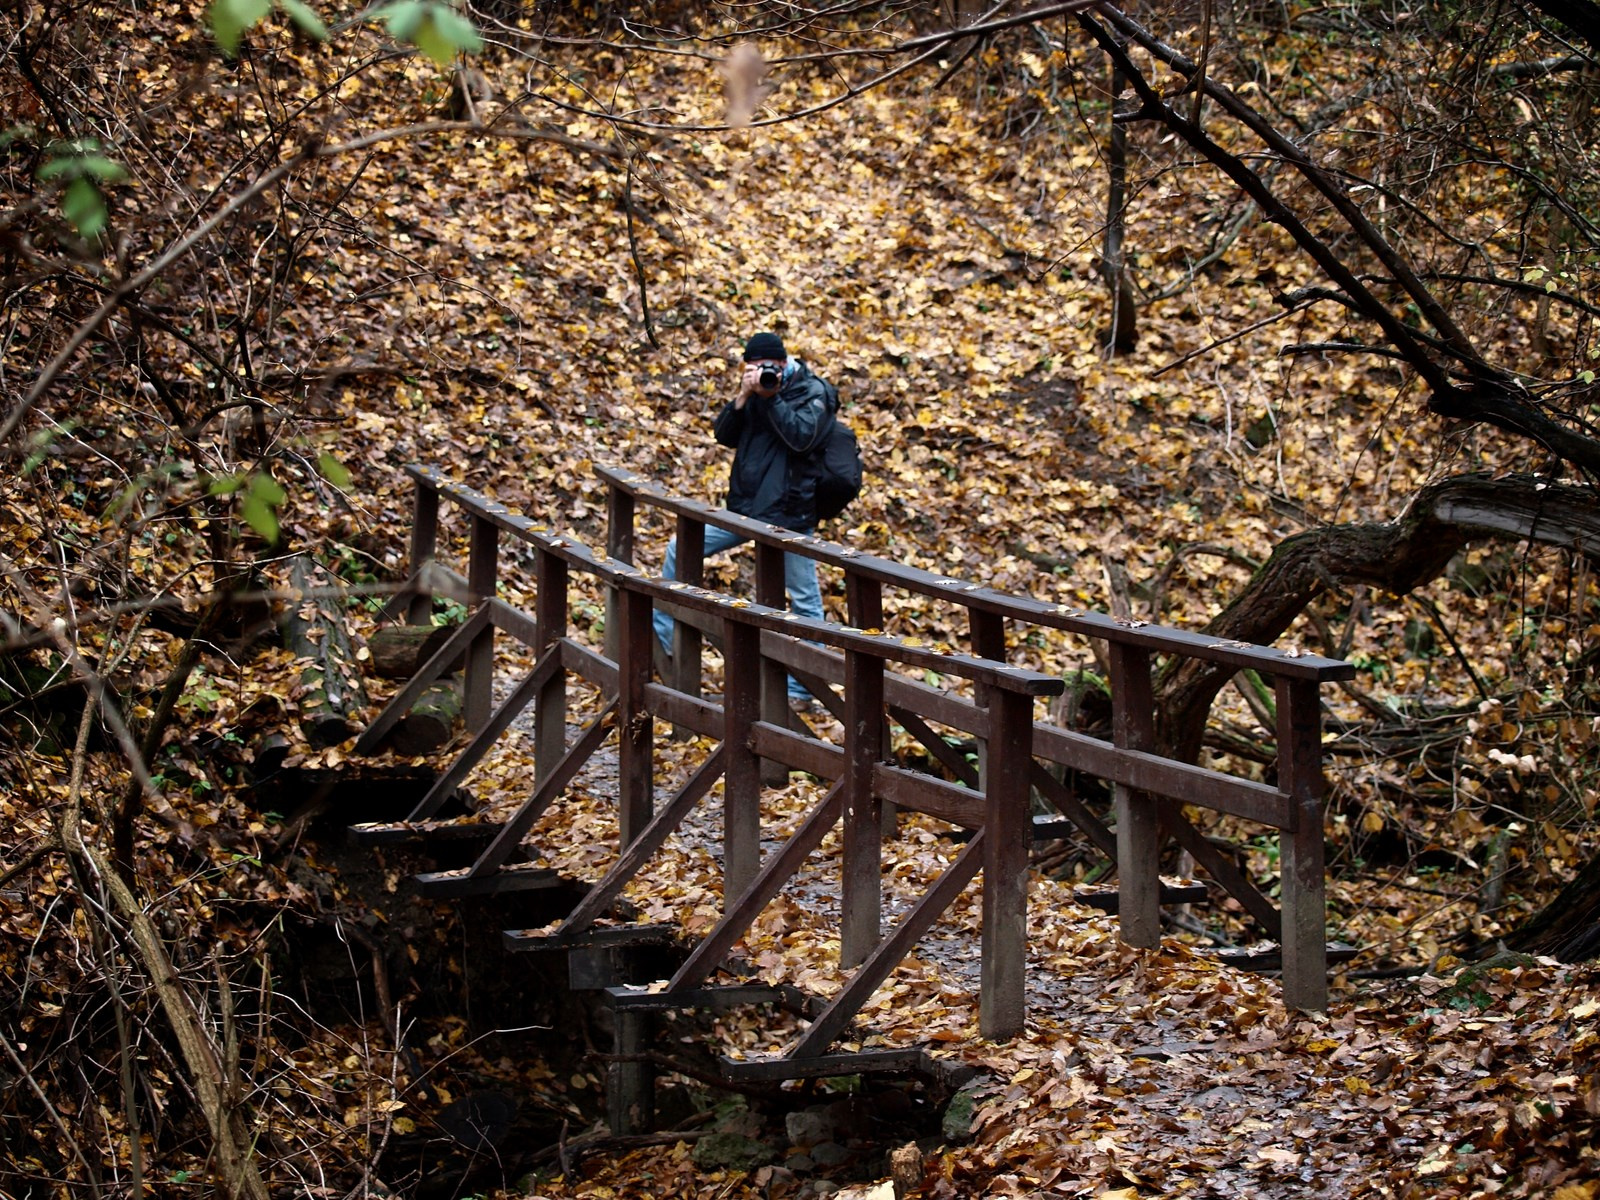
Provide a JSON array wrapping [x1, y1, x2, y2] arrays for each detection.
[[654, 331, 837, 708]]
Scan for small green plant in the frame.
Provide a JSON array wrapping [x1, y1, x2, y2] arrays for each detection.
[[433, 598, 468, 626], [179, 669, 224, 714], [35, 140, 128, 238]]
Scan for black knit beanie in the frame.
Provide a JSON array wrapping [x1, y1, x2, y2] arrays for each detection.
[[743, 332, 787, 361]]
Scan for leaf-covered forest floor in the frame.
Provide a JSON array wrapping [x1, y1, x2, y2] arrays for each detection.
[[4, 4, 1599, 1198]]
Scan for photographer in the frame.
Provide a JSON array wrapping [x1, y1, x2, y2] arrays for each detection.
[[654, 331, 837, 708]]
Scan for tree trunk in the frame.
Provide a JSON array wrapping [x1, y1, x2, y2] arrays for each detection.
[[279, 555, 370, 748], [385, 679, 464, 756], [1154, 473, 1600, 760], [1505, 849, 1600, 961], [1099, 57, 1138, 355]]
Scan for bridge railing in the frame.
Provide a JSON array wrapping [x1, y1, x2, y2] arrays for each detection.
[[595, 463, 1356, 1009], [361, 464, 1063, 1054]]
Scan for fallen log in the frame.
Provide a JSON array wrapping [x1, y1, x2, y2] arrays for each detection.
[[280, 555, 369, 749], [367, 622, 462, 679], [384, 678, 463, 756]]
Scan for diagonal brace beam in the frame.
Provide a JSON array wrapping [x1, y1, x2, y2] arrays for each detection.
[[557, 744, 728, 938], [397, 640, 563, 821], [788, 830, 986, 1060], [671, 783, 845, 991], [470, 696, 619, 875]]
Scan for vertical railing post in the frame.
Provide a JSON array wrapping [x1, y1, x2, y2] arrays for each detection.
[[723, 617, 762, 905], [840, 646, 885, 968], [848, 570, 895, 834], [464, 514, 498, 735], [981, 685, 1031, 1041], [408, 481, 439, 626], [969, 606, 1006, 824], [615, 583, 653, 847], [603, 478, 635, 663], [1276, 675, 1329, 1010], [755, 539, 788, 786], [1109, 641, 1160, 947], [668, 515, 706, 739], [534, 546, 568, 787], [845, 568, 882, 630]]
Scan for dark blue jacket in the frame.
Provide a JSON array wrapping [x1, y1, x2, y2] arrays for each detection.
[[713, 360, 838, 531]]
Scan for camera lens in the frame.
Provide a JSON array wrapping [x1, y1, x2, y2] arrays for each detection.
[[759, 367, 780, 390]]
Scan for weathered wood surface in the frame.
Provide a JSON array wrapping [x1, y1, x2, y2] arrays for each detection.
[[367, 622, 462, 678], [280, 555, 369, 748]]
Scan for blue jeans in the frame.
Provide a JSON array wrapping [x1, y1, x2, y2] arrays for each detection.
[[654, 525, 822, 702]]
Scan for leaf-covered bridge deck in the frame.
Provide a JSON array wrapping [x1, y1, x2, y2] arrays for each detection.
[[350, 462, 1355, 1083]]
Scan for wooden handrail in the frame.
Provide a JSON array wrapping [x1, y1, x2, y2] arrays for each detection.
[[389, 463, 1354, 1015], [593, 463, 1354, 682]]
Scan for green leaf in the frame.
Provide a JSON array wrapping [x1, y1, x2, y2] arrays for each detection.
[[276, 0, 328, 40], [317, 451, 353, 488], [208, 473, 246, 496], [249, 472, 287, 507], [429, 4, 481, 54], [1582, 370, 1596, 385], [410, 15, 455, 67], [61, 177, 108, 238], [79, 155, 129, 183], [36, 156, 73, 182], [210, 0, 272, 56], [384, 2, 480, 66], [378, 0, 424, 39], [240, 473, 286, 544]]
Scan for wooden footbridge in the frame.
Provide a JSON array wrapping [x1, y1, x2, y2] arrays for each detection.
[[349, 463, 1353, 1131]]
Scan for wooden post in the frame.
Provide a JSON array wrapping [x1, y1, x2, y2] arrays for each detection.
[[981, 686, 1031, 1041], [607, 1009, 654, 1135], [669, 515, 706, 740], [1276, 675, 1329, 1010], [968, 607, 1006, 781], [1109, 642, 1160, 948], [723, 618, 762, 905], [756, 540, 788, 786], [534, 547, 568, 787], [845, 568, 882, 630], [464, 514, 498, 735], [616, 585, 653, 847], [848, 569, 897, 835], [408, 482, 440, 626], [840, 647, 884, 968], [603, 481, 635, 663]]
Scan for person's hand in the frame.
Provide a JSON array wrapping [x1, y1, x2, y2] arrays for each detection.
[[734, 363, 761, 408], [737, 360, 782, 407]]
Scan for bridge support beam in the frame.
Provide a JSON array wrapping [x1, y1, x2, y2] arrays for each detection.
[[1277, 676, 1329, 1011], [981, 686, 1031, 1041], [617, 588, 654, 846], [724, 620, 762, 903], [841, 648, 885, 968], [607, 1009, 654, 1136], [1110, 643, 1161, 948]]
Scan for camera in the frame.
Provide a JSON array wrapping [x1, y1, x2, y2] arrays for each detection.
[[758, 366, 782, 391]]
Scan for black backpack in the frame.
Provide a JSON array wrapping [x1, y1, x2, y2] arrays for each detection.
[[812, 415, 863, 522]]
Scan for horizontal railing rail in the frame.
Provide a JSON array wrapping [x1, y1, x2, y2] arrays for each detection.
[[365, 463, 1353, 1039], [596, 462, 1356, 1008], [362, 464, 1064, 1056]]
